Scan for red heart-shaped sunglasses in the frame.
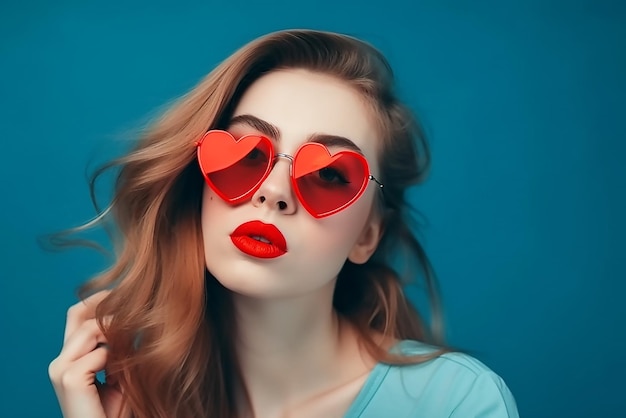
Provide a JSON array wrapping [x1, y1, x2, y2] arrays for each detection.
[[196, 130, 383, 218]]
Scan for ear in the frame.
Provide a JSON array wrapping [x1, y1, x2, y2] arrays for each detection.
[[348, 215, 384, 265]]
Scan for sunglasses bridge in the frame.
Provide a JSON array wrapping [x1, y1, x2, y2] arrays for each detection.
[[272, 152, 385, 189]]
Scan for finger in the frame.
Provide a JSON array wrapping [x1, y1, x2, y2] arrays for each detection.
[[58, 345, 109, 390], [64, 290, 111, 343], [60, 319, 108, 364]]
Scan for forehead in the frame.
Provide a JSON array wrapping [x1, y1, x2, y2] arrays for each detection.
[[231, 69, 380, 165]]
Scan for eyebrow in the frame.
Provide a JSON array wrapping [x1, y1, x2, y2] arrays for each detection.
[[228, 114, 365, 155]]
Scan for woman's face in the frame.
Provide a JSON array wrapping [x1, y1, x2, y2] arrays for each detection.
[[201, 68, 383, 300]]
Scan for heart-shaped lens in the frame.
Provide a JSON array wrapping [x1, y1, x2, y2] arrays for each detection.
[[197, 130, 273, 203], [292, 143, 369, 217]]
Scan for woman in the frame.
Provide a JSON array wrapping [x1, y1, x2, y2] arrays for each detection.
[[49, 29, 519, 417]]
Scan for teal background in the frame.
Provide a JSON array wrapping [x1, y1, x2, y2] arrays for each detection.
[[1, 0, 624, 417]]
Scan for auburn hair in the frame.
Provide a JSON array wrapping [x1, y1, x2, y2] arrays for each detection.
[[59, 29, 448, 417]]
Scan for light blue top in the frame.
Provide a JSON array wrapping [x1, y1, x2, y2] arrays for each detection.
[[344, 340, 519, 417]]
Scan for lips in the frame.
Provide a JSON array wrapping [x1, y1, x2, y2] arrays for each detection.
[[230, 220, 287, 259]]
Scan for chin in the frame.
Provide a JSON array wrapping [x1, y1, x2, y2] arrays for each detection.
[[207, 268, 284, 298], [211, 272, 336, 302]]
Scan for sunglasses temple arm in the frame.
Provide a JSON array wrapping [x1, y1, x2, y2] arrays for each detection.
[[369, 174, 384, 188]]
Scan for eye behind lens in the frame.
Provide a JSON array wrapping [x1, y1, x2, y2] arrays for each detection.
[[318, 167, 349, 184]]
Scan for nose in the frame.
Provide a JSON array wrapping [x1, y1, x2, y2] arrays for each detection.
[[251, 156, 297, 215]]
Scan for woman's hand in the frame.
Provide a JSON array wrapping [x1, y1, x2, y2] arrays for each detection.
[[49, 290, 127, 418]]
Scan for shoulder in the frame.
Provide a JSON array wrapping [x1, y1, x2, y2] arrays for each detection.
[[393, 339, 507, 377], [355, 340, 520, 417]]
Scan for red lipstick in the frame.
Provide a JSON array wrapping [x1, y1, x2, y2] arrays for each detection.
[[230, 220, 288, 259]]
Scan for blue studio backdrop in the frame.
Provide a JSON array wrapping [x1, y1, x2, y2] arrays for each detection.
[[1, 1, 624, 417]]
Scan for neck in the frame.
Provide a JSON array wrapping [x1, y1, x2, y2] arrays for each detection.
[[233, 285, 343, 380], [232, 283, 368, 416]]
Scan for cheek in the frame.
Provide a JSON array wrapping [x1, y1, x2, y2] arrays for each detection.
[[201, 187, 228, 243], [348, 187, 377, 224], [318, 192, 376, 246], [201, 185, 223, 218]]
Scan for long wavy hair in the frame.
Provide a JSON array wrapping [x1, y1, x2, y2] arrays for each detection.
[[56, 29, 448, 417]]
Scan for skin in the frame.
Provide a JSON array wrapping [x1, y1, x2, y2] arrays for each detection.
[[48, 69, 386, 418], [202, 69, 385, 417]]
